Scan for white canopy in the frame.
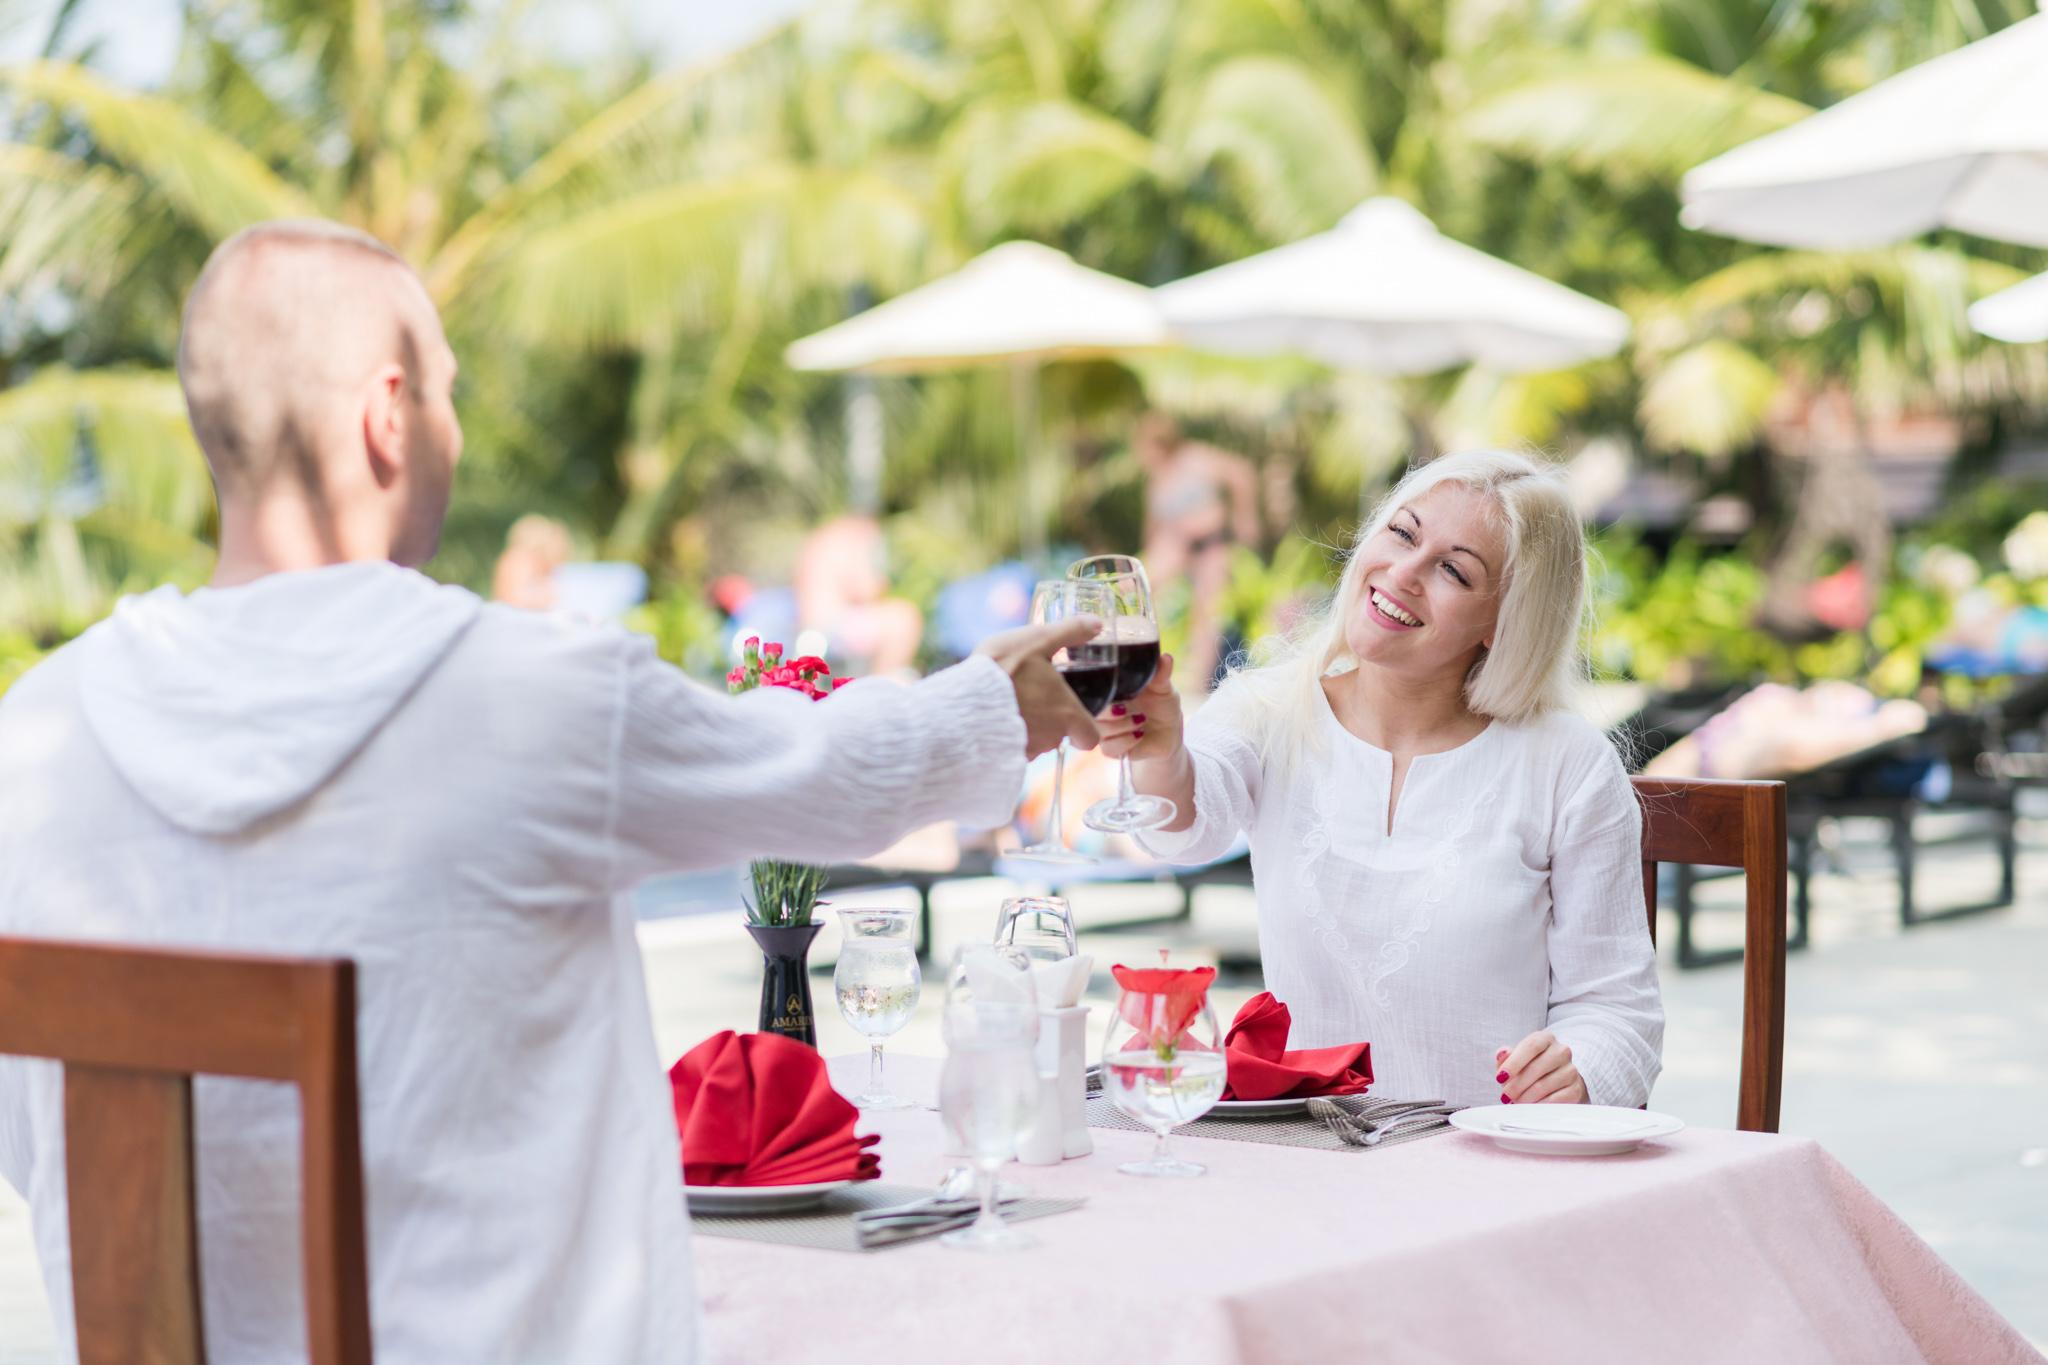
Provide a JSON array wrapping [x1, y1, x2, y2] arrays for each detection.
[[1154, 198, 1630, 375], [1970, 270, 2048, 344], [784, 240, 1167, 373], [1680, 13, 2048, 250]]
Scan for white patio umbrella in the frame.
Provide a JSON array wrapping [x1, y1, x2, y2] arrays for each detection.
[[1154, 197, 1631, 375], [1970, 271, 2048, 344], [1680, 13, 2048, 250], [786, 241, 1168, 552]]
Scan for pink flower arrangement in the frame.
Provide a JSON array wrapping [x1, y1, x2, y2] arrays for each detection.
[[726, 637, 847, 702]]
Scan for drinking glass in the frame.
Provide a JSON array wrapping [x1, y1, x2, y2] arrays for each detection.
[[1067, 555, 1176, 832], [833, 908, 921, 1110], [1100, 959, 1224, 1177], [993, 895, 1077, 964], [1011, 578, 1115, 864], [938, 945, 1040, 1250]]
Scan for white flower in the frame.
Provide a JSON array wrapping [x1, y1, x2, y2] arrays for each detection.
[[1914, 544, 1981, 597], [2003, 512, 2048, 582]]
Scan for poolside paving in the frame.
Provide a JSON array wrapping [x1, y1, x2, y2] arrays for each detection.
[[4, 820, 2044, 1360]]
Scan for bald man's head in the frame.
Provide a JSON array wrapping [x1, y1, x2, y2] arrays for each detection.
[[179, 219, 463, 566]]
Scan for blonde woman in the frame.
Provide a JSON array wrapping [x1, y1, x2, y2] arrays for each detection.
[[1102, 450, 1661, 1110]]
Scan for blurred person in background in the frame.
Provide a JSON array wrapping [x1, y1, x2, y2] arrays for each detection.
[[1136, 410, 1262, 689], [0, 218, 1102, 1365], [490, 512, 572, 610], [795, 512, 923, 676], [1100, 449, 1662, 1113]]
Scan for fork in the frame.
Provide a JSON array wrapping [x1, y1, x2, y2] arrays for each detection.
[[1307, 1098, 1455, 1146]]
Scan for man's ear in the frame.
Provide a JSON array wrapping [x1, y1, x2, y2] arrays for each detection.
[[362, 363, 408, 490]]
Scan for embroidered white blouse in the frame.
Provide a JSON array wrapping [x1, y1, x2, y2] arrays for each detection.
[[1141, 679, 1663, 1109]]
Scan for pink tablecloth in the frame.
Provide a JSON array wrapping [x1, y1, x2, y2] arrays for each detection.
[[691, 1055, 2040, 1365]]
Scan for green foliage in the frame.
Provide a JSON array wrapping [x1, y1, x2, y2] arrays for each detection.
[[0, 631, 45, 699], [746, 860, 829, 929], [4, 0, 2047, 686]]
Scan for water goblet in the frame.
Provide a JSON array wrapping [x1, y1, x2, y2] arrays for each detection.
[[832, 907, 921, 1110], [938, 945, 1040, 1250], [1100, 955, 1224, 1177]]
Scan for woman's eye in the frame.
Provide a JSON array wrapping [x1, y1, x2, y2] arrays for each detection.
[[1443, 563, 1468, 586], [1391, 525, 1415, 544]]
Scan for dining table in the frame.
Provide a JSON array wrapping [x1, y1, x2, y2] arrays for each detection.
[[689, 1054, 2042, 1364]]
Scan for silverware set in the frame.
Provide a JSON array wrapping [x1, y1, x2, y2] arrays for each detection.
[[1305, 1098, 1458, 1147], [852, 1191, 1025, 1249]]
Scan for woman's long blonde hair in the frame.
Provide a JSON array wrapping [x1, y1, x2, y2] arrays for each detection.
[[1230, 449, 1588, 767]]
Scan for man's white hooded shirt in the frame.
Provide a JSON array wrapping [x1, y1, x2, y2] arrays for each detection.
[[0, 561, 1027, 1363]]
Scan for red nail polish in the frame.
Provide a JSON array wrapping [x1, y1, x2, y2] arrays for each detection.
[[1495, 1071, 1509, 1084], [1111, 705, 1126, 717], [1134, 729, 1145, 740], [1133, 714, 1147, 724], [1500, 1094, 1511, 1104]]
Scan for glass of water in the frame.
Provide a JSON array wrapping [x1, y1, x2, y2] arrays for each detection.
[[938, 946, 1040, 1250], [993, 895, 1077, 965], [833, 908, 921, 1110], [1100, 958, 1224, 1177]]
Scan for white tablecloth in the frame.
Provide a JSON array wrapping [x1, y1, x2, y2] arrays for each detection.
[[689, 1055, 2040, 1364]]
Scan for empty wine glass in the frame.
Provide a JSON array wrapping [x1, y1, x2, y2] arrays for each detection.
[[993, 895, 1077, 964], [938, 945, 1040, 1250], [1100, 954, 1224, 1177], [1067, 555, 1176, 833], [1011, 579, 1115, 864], [833, 908, 921, 1110]]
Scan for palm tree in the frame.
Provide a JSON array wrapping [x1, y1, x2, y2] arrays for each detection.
[[1457, 0, 2048, 629]]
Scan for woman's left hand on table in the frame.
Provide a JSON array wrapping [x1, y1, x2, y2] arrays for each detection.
[[1494, 1031, 1587, 1104]]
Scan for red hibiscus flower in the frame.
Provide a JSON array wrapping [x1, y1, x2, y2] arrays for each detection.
[[1111, 963, 1216, 1057]]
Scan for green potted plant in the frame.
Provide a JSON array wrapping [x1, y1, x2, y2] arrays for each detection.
[[726, 638, 842, 1045]]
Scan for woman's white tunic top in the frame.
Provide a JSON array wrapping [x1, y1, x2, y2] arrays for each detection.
[[1143, 679, 1663, 1109]]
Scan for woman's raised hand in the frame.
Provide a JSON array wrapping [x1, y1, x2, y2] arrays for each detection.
[[1494, 1031, 1587, 1105], [1096, 653, 1182, 762]]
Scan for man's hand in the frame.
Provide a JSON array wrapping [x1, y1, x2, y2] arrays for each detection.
[[976, 620, 1103, 759]]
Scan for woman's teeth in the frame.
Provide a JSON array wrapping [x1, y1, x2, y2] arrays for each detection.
[[1371, 588, 1421, 627]]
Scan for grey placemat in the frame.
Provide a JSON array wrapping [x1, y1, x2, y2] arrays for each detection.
[[1085, 1094, 1456, 1152], [690, 1182, 1086, 1253]]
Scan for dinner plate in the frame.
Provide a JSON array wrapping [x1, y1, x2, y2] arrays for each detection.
[[683, 1179, 853, 1214], [1208, 1096, 1313, 1117], [1448, 1105, 1684, 1156]]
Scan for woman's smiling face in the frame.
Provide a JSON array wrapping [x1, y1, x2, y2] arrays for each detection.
[[1344, 482, 1508, 683]]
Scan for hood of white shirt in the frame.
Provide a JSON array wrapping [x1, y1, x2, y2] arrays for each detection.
[[77, 561, 482, 835]]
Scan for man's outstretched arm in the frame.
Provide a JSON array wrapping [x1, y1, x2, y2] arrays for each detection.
[[604, 621, 1101, 886]]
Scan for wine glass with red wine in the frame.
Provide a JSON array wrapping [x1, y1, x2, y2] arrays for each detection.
[[1068, 555, 1176, 833], [1010, 578, 1115, 863]]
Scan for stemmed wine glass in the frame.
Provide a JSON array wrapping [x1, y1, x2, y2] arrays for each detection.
[[937, 946, 1041, 1251], [1068, 555, 1176, 832], [832, 907, 921, 1110], [1010, 578, 1116, 863], [1101, 954, 1225, 1177]]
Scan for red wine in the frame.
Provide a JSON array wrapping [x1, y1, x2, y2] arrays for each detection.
[[1057, 660, 1119, 715], [1112, 638, 1160, 702]]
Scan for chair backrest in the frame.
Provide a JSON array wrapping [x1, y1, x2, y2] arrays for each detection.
[[0, 938, 372, 1365], [1631, 777, 1788, 1134]]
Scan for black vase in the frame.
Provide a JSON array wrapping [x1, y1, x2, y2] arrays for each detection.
[[746, 921, 824, 1047]]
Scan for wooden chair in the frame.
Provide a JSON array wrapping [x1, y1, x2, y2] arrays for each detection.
[[1632, 777, 1788, 1134], [0, 938, 372, 1365]]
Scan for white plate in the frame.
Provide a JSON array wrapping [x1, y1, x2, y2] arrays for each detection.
[[1209, 1096, 1314, 1117], [683, 1179, 853, 1214], [1448, 1105, 1684, 1156]]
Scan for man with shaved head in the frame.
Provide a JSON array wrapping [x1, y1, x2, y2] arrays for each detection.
[[178, 219, 465, 576], [0, 220, 1101, 1364]]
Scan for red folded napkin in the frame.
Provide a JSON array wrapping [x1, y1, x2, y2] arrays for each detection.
[[1221, 993, 1372, 1101], [669, 1030, 881, 1187]]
